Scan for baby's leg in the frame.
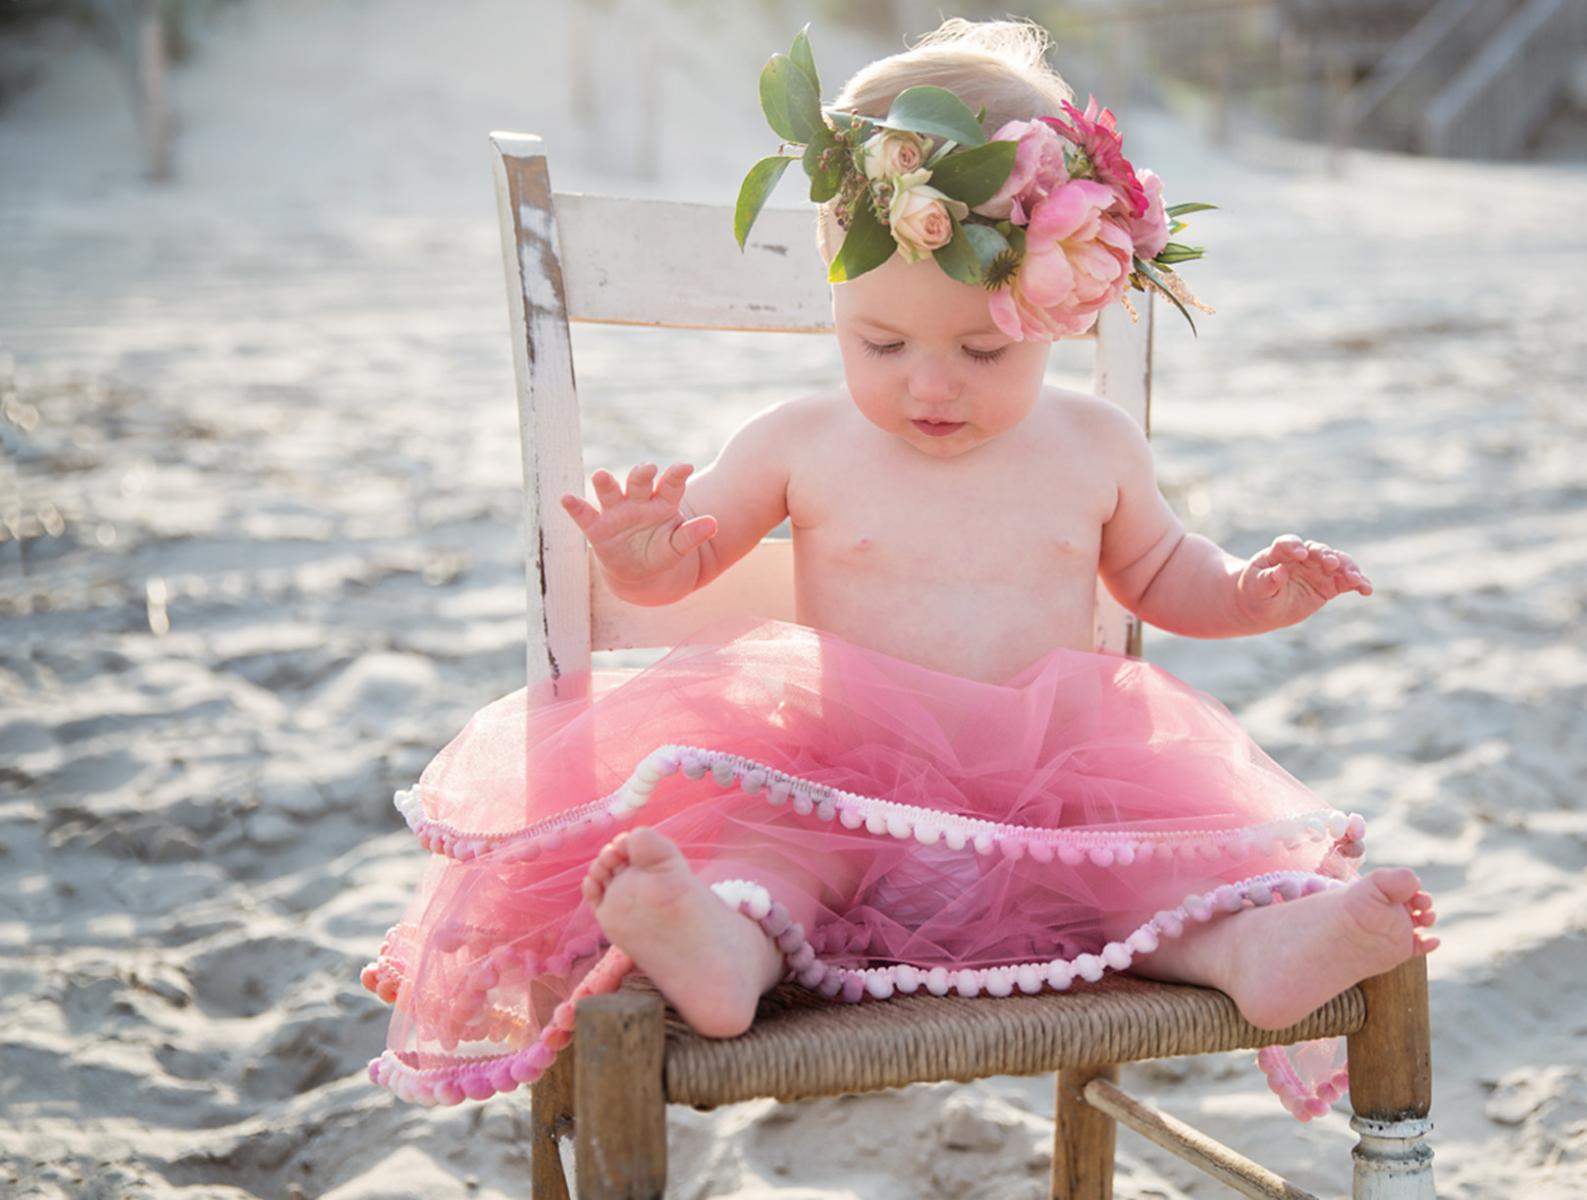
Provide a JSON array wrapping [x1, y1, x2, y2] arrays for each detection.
[[581, 826, 840, 1039], [1117, 868, 1439, 1031]]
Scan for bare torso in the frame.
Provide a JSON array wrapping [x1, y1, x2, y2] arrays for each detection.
[[784, 386, 1119, 683]]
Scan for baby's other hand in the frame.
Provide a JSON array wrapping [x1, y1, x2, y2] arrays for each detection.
[[559, 463, 719, 584], [1235, 535, 1372, 630]]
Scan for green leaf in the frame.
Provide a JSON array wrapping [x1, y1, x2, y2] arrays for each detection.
[[933, 217, 981, 284], [1165, 201, 1217, 217], [1133, 255, 1197, 337], [932, 219, 1010, 285], [882, 86, 987, 147], [962, 222, 1010, 271], [1152, 242, 1203, 265], [760, 53, 821, 143], [924, 140, 1017, 207], [827, 192, 895, 283], [789, 24, 819, 98], [802, 123, 842, 203], [734, 155, 796, 250]]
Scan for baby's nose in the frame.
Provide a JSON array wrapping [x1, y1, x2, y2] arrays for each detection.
[[908, 357, 960, 404]]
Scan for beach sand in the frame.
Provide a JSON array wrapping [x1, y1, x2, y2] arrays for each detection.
[[2, 2, 1584, 1196]]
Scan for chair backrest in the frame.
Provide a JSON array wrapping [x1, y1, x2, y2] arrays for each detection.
[[491, 131, 1153, 694]]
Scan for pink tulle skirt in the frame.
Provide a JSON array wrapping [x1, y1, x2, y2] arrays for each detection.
[[363, 616, 1363, 1119]]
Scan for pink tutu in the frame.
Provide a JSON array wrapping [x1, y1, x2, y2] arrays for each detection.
[[363, 616, 1362, 1118]]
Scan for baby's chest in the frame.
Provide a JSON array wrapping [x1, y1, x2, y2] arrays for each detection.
[[790, 467, 1104, 586]]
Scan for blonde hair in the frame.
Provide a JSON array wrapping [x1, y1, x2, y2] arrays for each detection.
[[817, 18, 1076, 261]]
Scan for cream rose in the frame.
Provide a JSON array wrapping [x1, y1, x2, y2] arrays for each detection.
[[861, 129, 928, 181], [886, 169, 969, 263]]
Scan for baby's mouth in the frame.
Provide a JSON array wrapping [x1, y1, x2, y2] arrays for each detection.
[[911, 418, 966, 438]]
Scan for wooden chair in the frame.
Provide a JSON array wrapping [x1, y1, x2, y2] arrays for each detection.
[[490, 131, 1436, 1200]]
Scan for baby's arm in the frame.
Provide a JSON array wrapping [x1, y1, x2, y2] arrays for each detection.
[[559, 401, 793, 606], [1094, 403, 1371, 637]]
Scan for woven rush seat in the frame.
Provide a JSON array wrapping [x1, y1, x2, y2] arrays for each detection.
[[641, 974, 1367, 1108]]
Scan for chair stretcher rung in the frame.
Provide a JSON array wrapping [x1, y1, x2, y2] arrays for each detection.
[[1082, 1076, 1321, 1200], [653, 974, 1365, 1108]]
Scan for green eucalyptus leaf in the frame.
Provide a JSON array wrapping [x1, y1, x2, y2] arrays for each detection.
[[1165, 201, 1217, 217], [882, 86, 987, 147], [734, 155, 796, 250], [827, 193, 895, 283], [802, 123, 842, 203], [1152, 242, 1204, 265], [925, 140, 1017, 207], [760, 53, 821, 143], [962, 222, 1010, 271], [1133, 255, 1197, 336], [789, 24, 819, 97]]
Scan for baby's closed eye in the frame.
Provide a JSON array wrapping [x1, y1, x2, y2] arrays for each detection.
[[860, 338, 1007, 365]]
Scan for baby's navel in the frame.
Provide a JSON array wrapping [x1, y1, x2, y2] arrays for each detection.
[[854, 536, 872, 552]]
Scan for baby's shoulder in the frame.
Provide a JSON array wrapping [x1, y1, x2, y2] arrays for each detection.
[[1034, 385, 1147, 452]]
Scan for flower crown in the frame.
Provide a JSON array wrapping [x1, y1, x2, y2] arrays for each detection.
[[735, 26, 1215, 341]]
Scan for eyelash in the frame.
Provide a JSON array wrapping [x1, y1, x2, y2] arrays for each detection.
[[860, 339, 1006, 365]]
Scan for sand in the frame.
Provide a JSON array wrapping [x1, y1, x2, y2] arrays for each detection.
[[2, 2, 1584, 1196]]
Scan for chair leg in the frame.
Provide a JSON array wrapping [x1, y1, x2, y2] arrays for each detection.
[[574, 990, 669, 1199], [1052, 1063, 1118, 1200], [1346, 957, 1436, 1199], [531, 1035, 576, 1200]]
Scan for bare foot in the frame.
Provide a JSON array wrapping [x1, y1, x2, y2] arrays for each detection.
[[580, 826, 785, 1039], [1221, 867, 1439, 1030]]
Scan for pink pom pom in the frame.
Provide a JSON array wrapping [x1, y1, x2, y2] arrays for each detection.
[[488, 1063, 518, 1094], [1087, 846, 1115, 868], [435, 1080, 466, 1106], [543, 1026, 573, 1051], [796, 962, 825, 988], [367, 1057, 383, 1085], [1346, 813, 1367, 842], [510, 1056, 546, 1085], [1058, 844, 1086, 866], [1027, 840, 1054, 863], [552, 1000, 578, 1031]]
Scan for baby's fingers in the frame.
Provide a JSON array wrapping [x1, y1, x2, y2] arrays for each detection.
[[1249, 562, 1288, 598], [625, 463, 659, 502], [560, 493, 601, 532], [1269, 534, 1309, 564], [591, 469, 625, 508], [653, 462, 695, 507]]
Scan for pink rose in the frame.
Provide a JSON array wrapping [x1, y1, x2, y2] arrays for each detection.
[[887, 169, 967, 263], [1127, 168, 1169, 260], [861, 129, 928, 181], [987, 179, 1134, 341], [973, 119, 1070, 224]]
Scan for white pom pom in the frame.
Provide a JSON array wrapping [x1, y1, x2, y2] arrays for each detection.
[[1327, 812, 1349, 840], [954, 971, 981, 998], [885, 813, 912, 840], [838, 803, 864, 829], [984, 969, 1013, 997], [1047, 960, 1074, 990], [767, 781, 790, 806], [1127, 928, 1159, 955], [1100, 942, 1133, 971], [1027, 840, 1054, 863], [943, 826, 968, 851], [925, 967, 951, 996], [894, 964, 920, 993], [815, 797, 837, 822], [865, 972, 895, 1000], [972, 830, 994, 855], [914, 822, 941, 845], [710, 760, 735, 787], [1074, 954, 1104, 983], [1015, 965, 1043, 993], [864, 811, 887, 836]]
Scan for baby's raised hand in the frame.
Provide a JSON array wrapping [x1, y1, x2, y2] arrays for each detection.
[[1235, 535, 1372, 630], [559, 463, 719, 585]]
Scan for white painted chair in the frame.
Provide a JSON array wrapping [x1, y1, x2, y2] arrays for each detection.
[[490, 131, 1435, 1200]]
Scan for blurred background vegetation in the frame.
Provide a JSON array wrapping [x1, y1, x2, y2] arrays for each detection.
[[3, 0, 1584, 180]]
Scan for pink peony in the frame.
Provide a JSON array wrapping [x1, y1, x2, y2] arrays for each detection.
[[1127, 168, 1169, 260], [987, 179, 1134, 342], [1041, 96, 1149, 221], [973, 119, 1070, 224]]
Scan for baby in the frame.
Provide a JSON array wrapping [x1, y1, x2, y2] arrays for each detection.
[[562, 21, 1436, 1043]]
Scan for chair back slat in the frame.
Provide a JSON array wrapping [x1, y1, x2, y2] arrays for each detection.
[[553, 193, 833, 331], [492, 131, 1151, 675]]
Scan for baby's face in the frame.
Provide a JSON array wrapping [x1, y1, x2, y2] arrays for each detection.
[[831, 252, 1049, 459]]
